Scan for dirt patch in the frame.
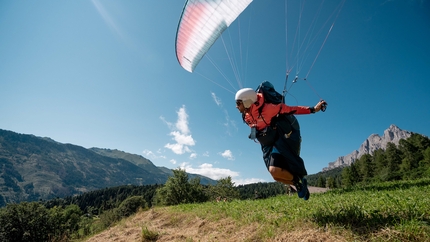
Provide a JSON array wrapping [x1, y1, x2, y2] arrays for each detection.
[[85, 206, 345, 242], [308, 186, 329, 194]]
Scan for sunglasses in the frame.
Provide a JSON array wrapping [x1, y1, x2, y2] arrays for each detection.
[[236, 100, 243, 106]]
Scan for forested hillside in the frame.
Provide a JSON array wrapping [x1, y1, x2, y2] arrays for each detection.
[[0, 170, 291, 241], [307, 133, 430, 188], [1, 128, 428, 241], [0, 129, 214, 206]]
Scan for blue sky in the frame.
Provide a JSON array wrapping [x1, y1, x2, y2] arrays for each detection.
[[1, 0, 429, 185]]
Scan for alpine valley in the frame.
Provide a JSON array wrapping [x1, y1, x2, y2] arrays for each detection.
[[0, 129, 215, 206], [0, 124, 420, 206]]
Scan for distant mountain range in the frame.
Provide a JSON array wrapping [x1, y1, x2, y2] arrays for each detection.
[[322, 124, 412, 171], [0, 125, 417, 206], [0, 129, 215, 206]]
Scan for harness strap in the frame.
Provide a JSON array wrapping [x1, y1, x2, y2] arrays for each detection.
[[258, 103, 283, 126]]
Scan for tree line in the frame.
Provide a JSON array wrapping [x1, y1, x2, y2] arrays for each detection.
[[2, 133, 427, 241], [0, 169, 287, 241], [308, 133, 430, 188]]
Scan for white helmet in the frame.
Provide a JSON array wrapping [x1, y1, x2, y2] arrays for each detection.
[[235, 88, 257, 108]]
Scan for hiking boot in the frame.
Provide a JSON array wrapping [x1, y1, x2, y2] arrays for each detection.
[[294, 177, 310, 200], [301, 178, 310, 201], [295, 177, 308, 199], [303, 186, 310, 201]]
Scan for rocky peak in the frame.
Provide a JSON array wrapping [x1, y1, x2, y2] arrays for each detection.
[[322, 125, 412, 171]]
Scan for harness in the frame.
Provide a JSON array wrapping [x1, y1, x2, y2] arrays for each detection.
[[248, 102, 297, 144]]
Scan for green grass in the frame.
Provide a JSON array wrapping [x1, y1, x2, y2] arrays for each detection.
[[141, 226, 159, 242], [168, 178, 430, 241]]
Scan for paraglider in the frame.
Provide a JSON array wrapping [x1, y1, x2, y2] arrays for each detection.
[[175, 0, 344, 200], [235, 81, 327, 200]]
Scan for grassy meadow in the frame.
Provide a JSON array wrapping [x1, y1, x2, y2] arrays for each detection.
[[86, 178, 430, 241]]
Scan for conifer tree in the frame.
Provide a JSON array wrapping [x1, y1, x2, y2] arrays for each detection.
[[208, 176, 239, 201], [385, 142, 402, 180], [356, 154, 374, 182], [326, 176, 335, 189], [153, 169, 207, 206], [317, 175, 326, 188]]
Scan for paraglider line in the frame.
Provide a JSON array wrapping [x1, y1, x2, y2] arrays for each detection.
[[304, 78, 323, 100], [305, 0, 346, 79], [205, 54, 237, 91], [196, 71, 236, 94]]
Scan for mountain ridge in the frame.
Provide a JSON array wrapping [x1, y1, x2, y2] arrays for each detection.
[[0, 124, 417, 206], [322, 124, 412, 171], [89, 147, 215, 185], [0, 129, 214, 206]]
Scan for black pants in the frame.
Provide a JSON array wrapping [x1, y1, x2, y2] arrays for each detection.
[[262, 129, 307, 177]]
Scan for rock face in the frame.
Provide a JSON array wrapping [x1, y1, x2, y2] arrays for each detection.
[[322, 125, 412, 171]]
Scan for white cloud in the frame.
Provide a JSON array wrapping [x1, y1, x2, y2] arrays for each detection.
[[176, 106, 190, 134], [210, 93, 238, 136], [180, 163, 239, 180], [190, 153, 197, 159], [211, 92, 222, 106], [142, 149, 165, 159], [159, 116, 172, 128], [170, 159, 177, 165], [156, 149, 166, 159], [222, 109, 238, 136], [171, 131, 195, 146], [202, 151, 209, 157], [178, 162, 266, 186], [163, 106, 196, 155], [220, 150, 235, 160], [233, 178, 267, 186], [142, 149, 154, 157], [165, 143, 191, 155]]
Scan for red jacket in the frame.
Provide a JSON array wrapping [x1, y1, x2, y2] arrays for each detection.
[[243, 93, 312, 131]]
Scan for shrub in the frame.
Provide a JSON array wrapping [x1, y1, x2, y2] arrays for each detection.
[[117, 196, 147, 217]]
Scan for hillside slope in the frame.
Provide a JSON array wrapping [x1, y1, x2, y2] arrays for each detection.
[[0, 129, 214, 206]]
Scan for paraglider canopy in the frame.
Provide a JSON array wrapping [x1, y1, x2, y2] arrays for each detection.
[[175, 0, 345, 103], [175, 0, 253, 73]]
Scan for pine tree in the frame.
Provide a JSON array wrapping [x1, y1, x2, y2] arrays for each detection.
[[373, 149, 388, 181], [399, 138, 419, 178], [385, 142, 402, 180], [421, 147, 430, 177], [326, 176, 335, 189], [317, 175, 326, 188], [208, 176, 240, 201], [356, 154, 374, 182]]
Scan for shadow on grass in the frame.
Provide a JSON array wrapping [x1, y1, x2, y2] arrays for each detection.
[[311, 203, 429, 238], [328, 178, 430, 195]]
